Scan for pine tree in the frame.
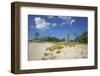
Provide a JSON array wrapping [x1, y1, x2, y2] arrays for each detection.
[[35, 32, 39, 40]]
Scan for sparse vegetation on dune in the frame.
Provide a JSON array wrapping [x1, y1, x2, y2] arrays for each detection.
[[41, 41, 87, 60], [54, 41, 76, 47]]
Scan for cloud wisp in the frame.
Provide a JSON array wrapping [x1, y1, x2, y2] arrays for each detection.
[[52, 23, 57, 27], [58, 16, 75, 25], [48, 16, 54, 19]]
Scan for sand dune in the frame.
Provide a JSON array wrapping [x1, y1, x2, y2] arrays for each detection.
[[28, 42, 87, 60]]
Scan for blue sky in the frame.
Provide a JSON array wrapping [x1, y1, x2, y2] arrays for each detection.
[[28, 15, 88, 40]]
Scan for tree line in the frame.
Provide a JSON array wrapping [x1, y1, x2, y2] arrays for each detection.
[[31, 31, 87, 43]]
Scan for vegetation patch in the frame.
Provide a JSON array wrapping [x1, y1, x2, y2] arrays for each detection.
[[46, 45, 63, 51]]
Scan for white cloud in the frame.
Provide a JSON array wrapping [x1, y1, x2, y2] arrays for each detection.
[[52, 23, 57, 27], [61, 22, 66, 26], [48, 16, 54, 19], [70, 19, 75, 25], [58, 16, 72, 21], [58, 16, 75, 25], [34, 17, 50, 30]]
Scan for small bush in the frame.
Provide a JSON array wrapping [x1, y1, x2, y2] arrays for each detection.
[[44, 53, 49, 56], [56, 50, 61, 54]]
